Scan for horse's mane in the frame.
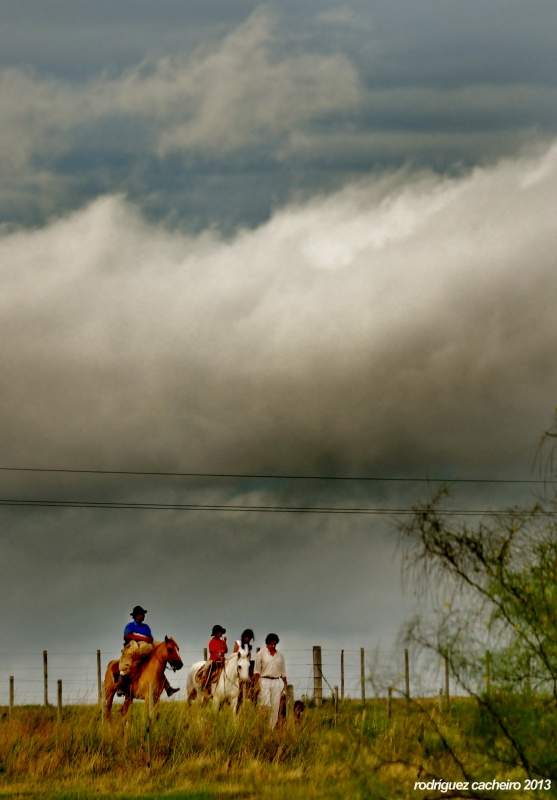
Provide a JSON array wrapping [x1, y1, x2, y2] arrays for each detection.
[[150, 636, 179, 661], [157, 635, 177, 647]]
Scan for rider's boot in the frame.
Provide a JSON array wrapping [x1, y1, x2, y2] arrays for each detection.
[[114, 673, 132, 697]]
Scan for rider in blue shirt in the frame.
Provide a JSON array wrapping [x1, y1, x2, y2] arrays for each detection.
[[115, 606, 179, 697], [123, 617, 153, 643]]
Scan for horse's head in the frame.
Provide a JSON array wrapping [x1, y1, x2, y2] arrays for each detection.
[[235, 650, 251, 682], [163, 635, 184, 671]]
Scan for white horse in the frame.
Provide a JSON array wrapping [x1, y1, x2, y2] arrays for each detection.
[[186, 651, 252, 713]]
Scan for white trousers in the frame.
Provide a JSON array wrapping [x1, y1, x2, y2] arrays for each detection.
[[258, 677, 282, 728]]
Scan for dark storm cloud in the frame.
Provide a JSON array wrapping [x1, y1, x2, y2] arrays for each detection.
[[0, 0, 259, 79], [0, 9, 362, 229], [1, 3, 556, 230], [2, 145, 556, 482], [353, 1, 557, 88]]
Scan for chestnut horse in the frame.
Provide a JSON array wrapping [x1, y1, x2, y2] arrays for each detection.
[[104, 636, 183, 719]]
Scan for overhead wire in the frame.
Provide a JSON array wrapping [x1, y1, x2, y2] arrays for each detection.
[[0, 465, 553, 516], [0, 498, 554, 516], [0, 466, 552, 484]]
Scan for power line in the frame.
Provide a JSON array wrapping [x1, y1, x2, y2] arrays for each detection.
[[0, 466, 552, 484], [0, 498, 555, 516]]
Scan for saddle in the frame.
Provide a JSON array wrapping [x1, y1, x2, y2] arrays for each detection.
[[112, 653, 149, 684], [196, 660, 223, 694]]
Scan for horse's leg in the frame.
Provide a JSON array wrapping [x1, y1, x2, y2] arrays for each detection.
[[121, 695, 133, 718], [105, 681, 116, 720], [153, 688, 163, 720], [104, 660, 122, 720], [196, 677, 209, 705], [236, 683, 241, 709]]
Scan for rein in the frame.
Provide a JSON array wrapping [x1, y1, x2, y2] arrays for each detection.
[[221, 652, 242, 690]]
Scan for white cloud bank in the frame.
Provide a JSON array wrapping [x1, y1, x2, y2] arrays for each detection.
[[1, 143, 556, 477]]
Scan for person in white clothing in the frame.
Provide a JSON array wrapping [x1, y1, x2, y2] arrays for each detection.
[[233, 628, 254, 657], [253, 632, 287, 728], [233, 629, 256, 708]]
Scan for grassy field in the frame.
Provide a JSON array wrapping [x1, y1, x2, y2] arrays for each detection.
[[0, 696, 551, 800]]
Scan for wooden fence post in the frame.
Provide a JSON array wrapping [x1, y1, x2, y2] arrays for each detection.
[[57, 679, 62, 724], [9, 676, 14, 719], [203, 648, 207, 661], [340, 649, 345, 701], [404, 648, 410, 706], [313, 646, 323, 706], [334, 685, 339, 725], [43, 650, 48, 707], [146, 683, 154, 767], [360, 648, 366, 705], [97, 650, 102, 704]]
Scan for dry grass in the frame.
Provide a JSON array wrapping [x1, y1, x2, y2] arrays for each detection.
[[0, 700, 380, 799], [0, 697, 543, 799]]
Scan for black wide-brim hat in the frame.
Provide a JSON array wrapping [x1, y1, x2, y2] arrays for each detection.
[[211, 624, 226, 636], [131, 605, 148, 616]]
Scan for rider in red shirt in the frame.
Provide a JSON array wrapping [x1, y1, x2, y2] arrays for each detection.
[[209, 625, 228, 660], [200, 625, 228, 694]]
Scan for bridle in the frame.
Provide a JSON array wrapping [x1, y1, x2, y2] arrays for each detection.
[[155, 639, 182, 672], [219, 652, 248, 689]]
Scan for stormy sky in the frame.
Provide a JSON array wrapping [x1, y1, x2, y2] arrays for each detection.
[[1, 1, 557, 701]]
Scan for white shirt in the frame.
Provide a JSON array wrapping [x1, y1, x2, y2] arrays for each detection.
[[235, 640, 251, 657], [254, 646, 286, 678]]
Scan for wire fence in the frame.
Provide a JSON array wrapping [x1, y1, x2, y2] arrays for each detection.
[[0, 645, 448, 708]]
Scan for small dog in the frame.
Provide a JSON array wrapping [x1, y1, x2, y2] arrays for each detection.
[[278, 695, 306, 725]]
